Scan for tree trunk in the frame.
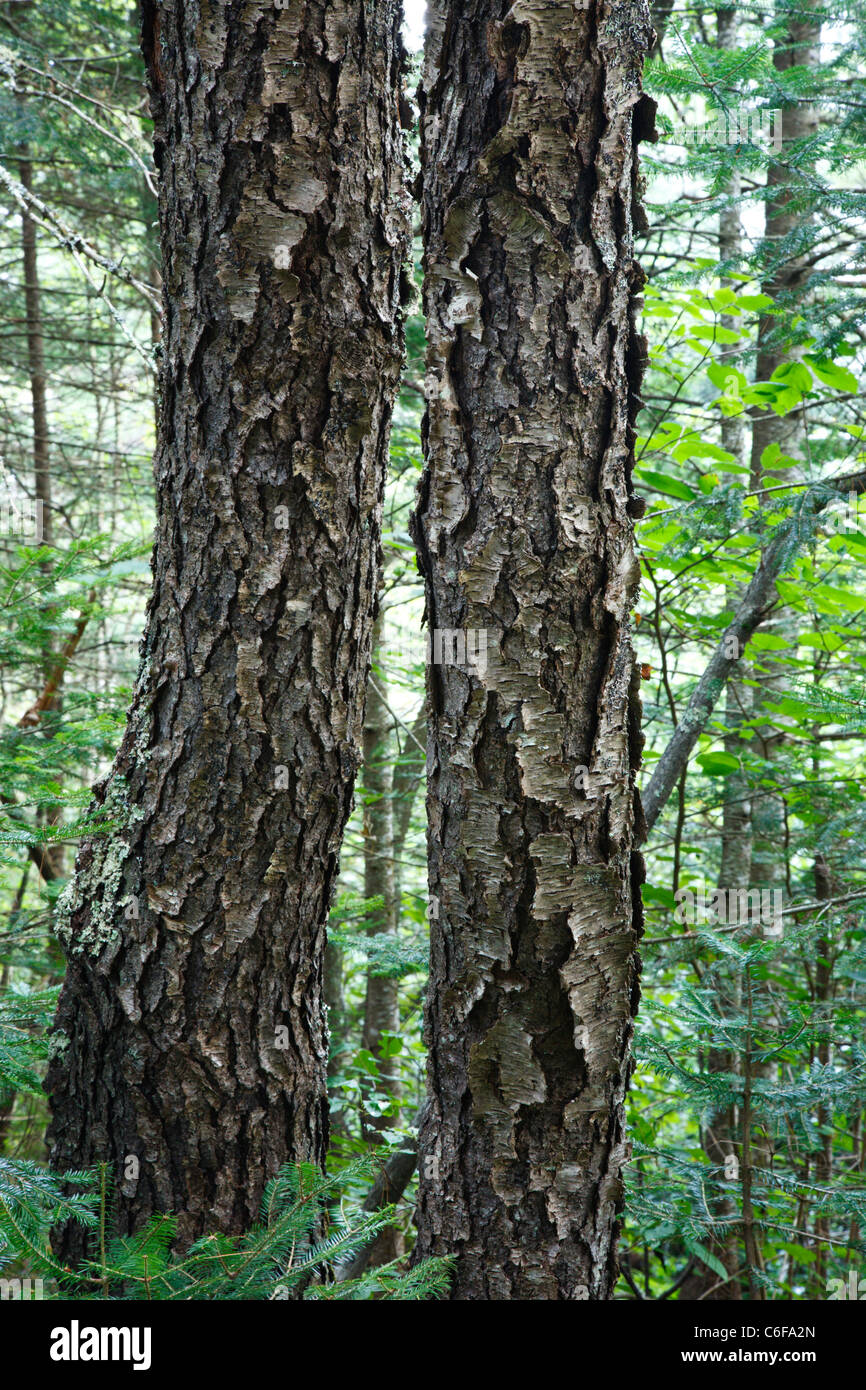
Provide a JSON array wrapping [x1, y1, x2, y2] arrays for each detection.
[[361, 609, 402, 1139], [19, 150, 53, 550], [811, 851, 834, 1292], [680, 6, 747, 1302], [47, 0, 408, 1257], [748, 13, 820, 890], [743, 13, 821, 1205], [411, 0, 653, 1300], [19, 146, 67, 878], [750, 14, 820, 489]]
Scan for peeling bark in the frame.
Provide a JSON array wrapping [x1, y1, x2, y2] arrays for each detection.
[[47, 0, 408, 1255], [411, 0, 653, 1299]]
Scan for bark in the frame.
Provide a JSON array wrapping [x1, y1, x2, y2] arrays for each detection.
[[411, 0, 653, 1299], [47, 0, 408, 1256]]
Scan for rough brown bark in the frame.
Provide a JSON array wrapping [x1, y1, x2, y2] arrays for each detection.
[[411, 0, 653, 1299], [47, 0, 408, 1256]]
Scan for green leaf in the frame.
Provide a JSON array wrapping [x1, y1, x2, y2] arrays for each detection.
[[805, 357, 858, 394], [735, 293, 774, 311], [812, 583, 864, 615], [671, 440, 735, 464], [696, 751, 740, 776], [684, 1239, 730, 1282], [748, 632, 790, 652], [771, 361, 812, 393], [777, 1242, 817, 1266], [635, 469, 697, 501]]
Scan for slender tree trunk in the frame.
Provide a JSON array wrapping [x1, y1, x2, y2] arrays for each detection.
[[811, 851, 834, 1292], [649, 2, 676, 58], [20, 147, 67, 878], [682, 7, 746, 1301], [361, 609, 402, 1138], [750, 14, 820, 489], [47, 0, 408, 1257], [324, 942, 349, 1138], [411, 0, 653, 1300], [19, 150, 52, 550], [742, 15, 821, 1208], [748, 12, 820, 893]]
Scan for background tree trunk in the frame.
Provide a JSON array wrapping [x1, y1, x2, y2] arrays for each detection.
[[679, 5, 747, 1301], [411, 0, 653, 1299], [748, 12, 820, 896], [19, 149, 52, 550], [47, 0, 408, 1257], [361, 609, 402, 1139]]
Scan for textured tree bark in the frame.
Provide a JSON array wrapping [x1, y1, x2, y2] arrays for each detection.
[[47, 0, 408, 1256], [411, 0, 654, 1299]]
